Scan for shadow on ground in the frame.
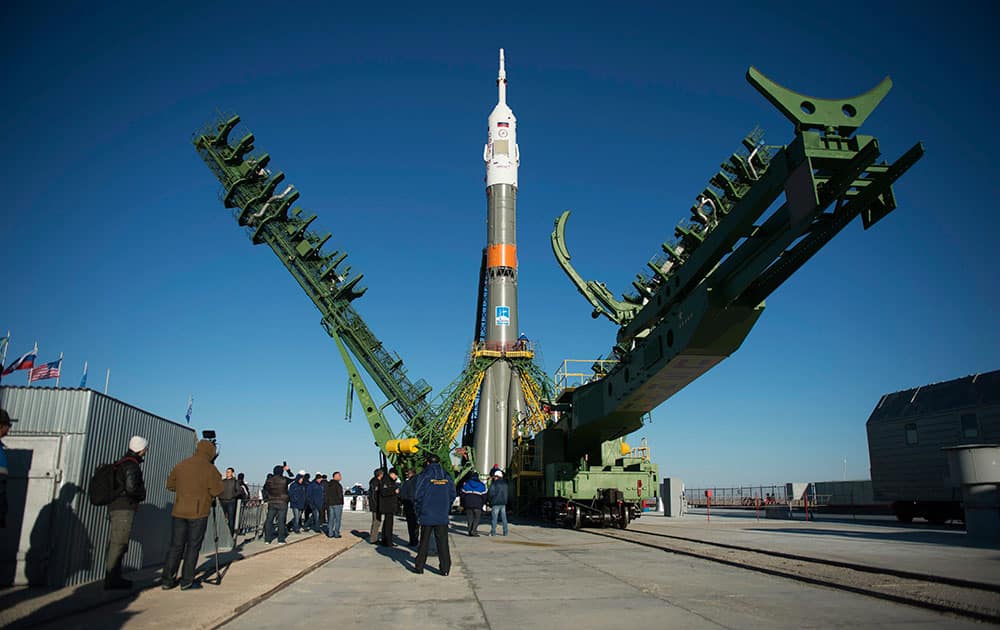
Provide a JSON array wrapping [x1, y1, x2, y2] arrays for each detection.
[[747, 526, 983, 547], [4, 581, 141, 630]]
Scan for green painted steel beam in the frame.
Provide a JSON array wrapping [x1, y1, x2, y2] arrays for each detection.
[[193, 117, 444, 465], [549, 66, 923, 465]]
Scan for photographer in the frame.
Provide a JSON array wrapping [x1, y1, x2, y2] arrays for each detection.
[[262, 464, 292, 544], [219, 467, 239, 535], [162, 439, 224, 590]]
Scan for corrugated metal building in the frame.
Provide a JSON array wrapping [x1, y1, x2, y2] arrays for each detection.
[[0, 386, 199, 587], [866, 370, 1000, 517]]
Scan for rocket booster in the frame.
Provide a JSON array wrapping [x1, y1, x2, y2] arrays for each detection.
[[482, 47, 520, 348], [474, 48, 527, 475]]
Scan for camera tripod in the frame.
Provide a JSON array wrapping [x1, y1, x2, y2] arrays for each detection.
[[205, 499, 223, 586]]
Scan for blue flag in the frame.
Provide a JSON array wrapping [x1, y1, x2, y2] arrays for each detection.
[[186, 395, 193, 424], [80, 361, 88, 388]]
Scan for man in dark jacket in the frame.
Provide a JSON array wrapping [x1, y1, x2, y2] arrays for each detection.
[[378, 468, 400, 547], [413, 455, 456, 575], [263, 465, 292, 544], [460, 474, 487, 536], [236, 472, 250, 505], [306, 476, 324, 532], [487, 470, 509, 536], [219, 467, 239, 535], [325, 471, 344, 538], [162, 439, 224, 590], [288, 472, 308, 533], [399, 469, 419, 546], [104, 435, 148, 589], [317, 473, 329, 528], [367, 468, 384, 544]]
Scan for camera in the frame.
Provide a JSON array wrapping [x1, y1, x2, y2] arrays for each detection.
[[202, 430, 219, 460]]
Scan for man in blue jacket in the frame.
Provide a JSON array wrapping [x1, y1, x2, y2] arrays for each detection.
[[306, 476, 325, 532], [460, 474, 487, 536], [413, 455, 456, 576], [287, 472, 308, 533]]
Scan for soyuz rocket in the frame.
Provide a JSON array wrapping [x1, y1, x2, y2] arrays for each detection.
[[473, 49, 528, 475]]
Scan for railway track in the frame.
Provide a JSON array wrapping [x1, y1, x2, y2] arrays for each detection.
[[582, 526, 1000, 623]]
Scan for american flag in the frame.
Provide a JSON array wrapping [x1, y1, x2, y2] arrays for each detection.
[[29, 360, 61, 383]]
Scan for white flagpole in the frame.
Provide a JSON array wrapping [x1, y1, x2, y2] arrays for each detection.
[[55, 352, 63, 388], [104, 368, 110, 394], [1, 330, 9, 369], [28, 341, 37, 386]]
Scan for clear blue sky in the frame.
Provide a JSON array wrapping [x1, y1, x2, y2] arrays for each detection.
[[2, 2, 996, 489]]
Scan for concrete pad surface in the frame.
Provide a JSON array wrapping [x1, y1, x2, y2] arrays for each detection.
[[225, 516, 981, 630], [17, 512, 367, 630], [633, 509, 1000, 586]]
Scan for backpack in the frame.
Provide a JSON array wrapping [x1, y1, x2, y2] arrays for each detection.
[[88, 457, 133, 506]]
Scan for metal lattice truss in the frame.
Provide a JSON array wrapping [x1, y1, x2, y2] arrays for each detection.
[[194, 118, 556, 476]]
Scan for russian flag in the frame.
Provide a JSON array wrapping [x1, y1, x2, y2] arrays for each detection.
[[2, 346, 37, 377]]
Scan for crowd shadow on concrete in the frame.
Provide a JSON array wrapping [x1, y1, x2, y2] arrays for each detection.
[[25, 484, 91, 586], [372, 531, 453, 575], [747, 526, 984, 547], [191, 529, 268, 586], [4, 517, 320, 628], [374, 535, 417, 571], [3, 579, 142, 630], [348, 528, 369, 541]]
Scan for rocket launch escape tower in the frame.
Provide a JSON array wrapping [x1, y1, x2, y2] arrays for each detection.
[[194, 56, 922, 527]]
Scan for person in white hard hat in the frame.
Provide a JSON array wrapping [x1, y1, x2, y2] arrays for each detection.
[[104, 435, 148, 589]]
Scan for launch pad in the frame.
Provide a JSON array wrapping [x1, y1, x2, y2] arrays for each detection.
[[191, 51, 922, 531], [15, 510, 993, 628]]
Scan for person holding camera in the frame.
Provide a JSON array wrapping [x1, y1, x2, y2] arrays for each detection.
[[219, 467, 240, 535], [162, 439, 224, 590], [262, 464, 292, 544]]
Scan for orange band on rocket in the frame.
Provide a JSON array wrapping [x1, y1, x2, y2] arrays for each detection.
[[487, 244, 517, 269]]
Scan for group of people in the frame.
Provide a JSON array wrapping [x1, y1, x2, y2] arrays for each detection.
[[100, 436, 351, 591], [364, 457, 511, 575], [260, 466, 345, 544], [458, 466, 509, 537], [366, 454, 459, 575], [101, 434, 229, 590], [52, 426, 515, 590]]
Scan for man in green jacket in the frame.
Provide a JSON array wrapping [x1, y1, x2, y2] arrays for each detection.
[[162, 440, 224, 590]]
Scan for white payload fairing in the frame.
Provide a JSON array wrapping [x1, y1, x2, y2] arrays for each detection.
[[484, 49, 519, 187], [473, 49, 528, 476]]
